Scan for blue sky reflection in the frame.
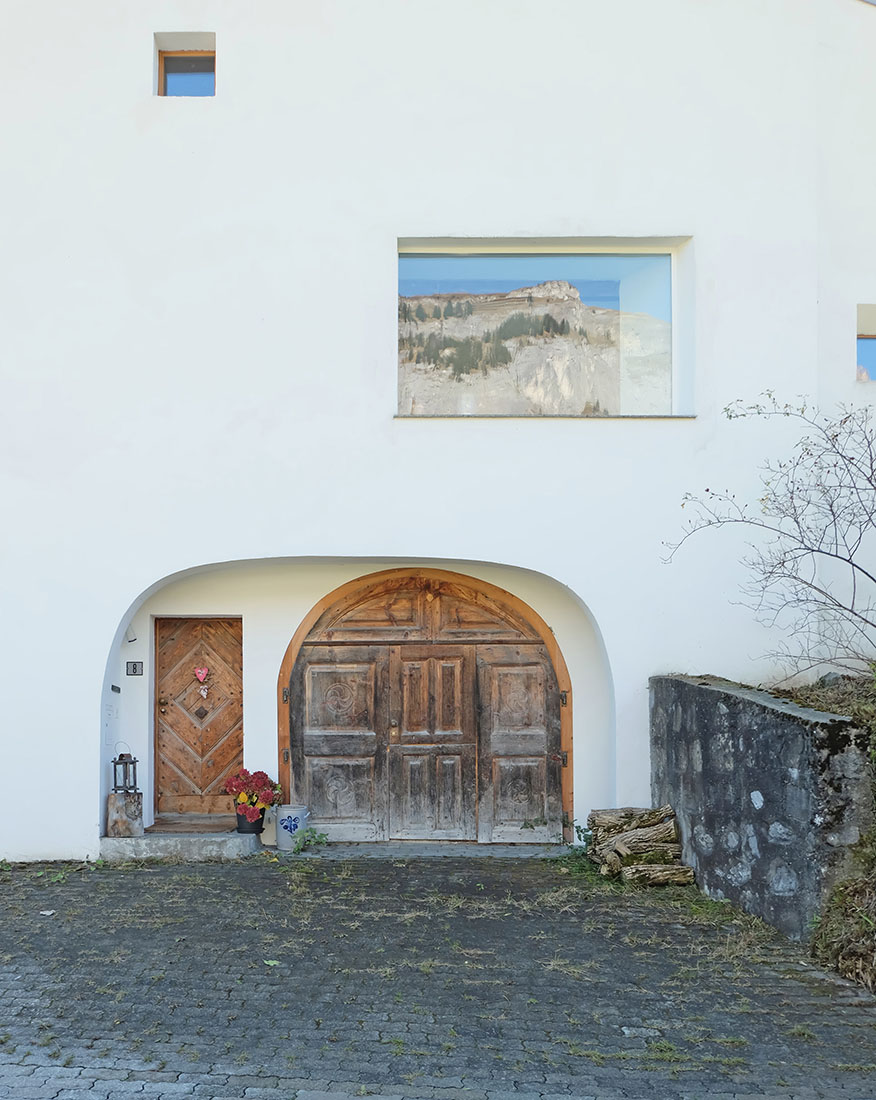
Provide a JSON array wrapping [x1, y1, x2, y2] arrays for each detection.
[[399, 253, 671, 322], [858, 337, 876, 381], [165, 71, 215, 97]]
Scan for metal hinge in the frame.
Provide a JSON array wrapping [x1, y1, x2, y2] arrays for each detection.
[[550, 751, 569, 768], [559, 690, 568, 707], [283, 749, 290, 764], [282, 688, 289, 704]]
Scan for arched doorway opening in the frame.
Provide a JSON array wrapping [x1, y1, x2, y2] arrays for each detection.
[[277, 568, 573, 843]]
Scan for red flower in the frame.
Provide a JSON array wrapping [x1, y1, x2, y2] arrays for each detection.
[[225, 767, 280, 809]]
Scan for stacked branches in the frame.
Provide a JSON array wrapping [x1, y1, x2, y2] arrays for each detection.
[[586, 804, 694, 885]]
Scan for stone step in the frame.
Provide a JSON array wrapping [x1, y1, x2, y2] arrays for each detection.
[[293, 842, 570, 859], [99, 832, 262, 862]]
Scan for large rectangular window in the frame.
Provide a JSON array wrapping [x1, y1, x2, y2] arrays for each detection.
[[398, 246, 673, 417]]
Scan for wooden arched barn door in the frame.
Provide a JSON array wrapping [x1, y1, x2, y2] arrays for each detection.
[[281, 571, 569, 843]]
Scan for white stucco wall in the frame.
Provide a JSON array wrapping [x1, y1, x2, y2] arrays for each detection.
[[2, 0, 876, 859], [817, 0, 876, 407]]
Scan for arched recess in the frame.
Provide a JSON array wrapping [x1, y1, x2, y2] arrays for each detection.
[[276, 567, 573, 842]]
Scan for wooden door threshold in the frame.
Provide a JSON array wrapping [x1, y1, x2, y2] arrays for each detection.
[[147, 814, 237, 835]]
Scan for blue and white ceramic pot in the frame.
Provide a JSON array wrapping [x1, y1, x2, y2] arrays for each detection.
[[276, 805, 311, 850]]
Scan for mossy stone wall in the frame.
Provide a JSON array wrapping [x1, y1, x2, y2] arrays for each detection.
[[650, 675, 873, 939]]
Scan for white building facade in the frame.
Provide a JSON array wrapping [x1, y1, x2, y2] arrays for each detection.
[[2, 0, 875, 859]]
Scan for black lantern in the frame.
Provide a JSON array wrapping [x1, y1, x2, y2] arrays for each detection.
[[112, 752, 139, 793]]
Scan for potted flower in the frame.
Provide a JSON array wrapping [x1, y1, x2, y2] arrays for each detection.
[[224, 768, 283, 834]]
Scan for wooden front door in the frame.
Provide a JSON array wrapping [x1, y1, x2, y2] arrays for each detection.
[[287, 575, 565, 843], [155, 618, 243, 814]]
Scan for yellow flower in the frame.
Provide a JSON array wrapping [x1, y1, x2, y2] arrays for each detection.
[[255, 801, 268, 810], [237, 793, 248, 804]]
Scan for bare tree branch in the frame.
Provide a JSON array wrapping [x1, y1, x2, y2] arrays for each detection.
[[665, 396, 876, 674]]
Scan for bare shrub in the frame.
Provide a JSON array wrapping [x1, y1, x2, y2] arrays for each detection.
[[668, 395, 876, 675]]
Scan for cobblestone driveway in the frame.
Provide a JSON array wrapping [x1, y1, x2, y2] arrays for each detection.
[[1, 855, 875, 1100]]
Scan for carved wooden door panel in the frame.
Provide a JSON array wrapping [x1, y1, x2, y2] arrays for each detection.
[[286, 575, 567, 844], [291, 645, 389, 840], [155, 618, 243, 814], [388, 646, 477, 840], [476, 643, 562, 843]]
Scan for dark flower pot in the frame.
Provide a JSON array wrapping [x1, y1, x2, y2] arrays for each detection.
[[235, 808, 266, 834]]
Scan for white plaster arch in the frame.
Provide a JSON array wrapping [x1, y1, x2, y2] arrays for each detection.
[[101, 557, 614, 832]]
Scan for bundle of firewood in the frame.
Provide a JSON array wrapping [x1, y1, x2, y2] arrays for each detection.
[[586, 804, 694, 885]]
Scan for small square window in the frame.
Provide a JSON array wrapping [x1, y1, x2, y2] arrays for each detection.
[[858, 336, 876, 382], [158, 51, 215, 97], [857, 304, 876, 381]]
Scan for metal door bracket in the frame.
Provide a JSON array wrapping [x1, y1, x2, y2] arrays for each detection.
[[559, 690, 568, 707], [282, 687, 289, 703]]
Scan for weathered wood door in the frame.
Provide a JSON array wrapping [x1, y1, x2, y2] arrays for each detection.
[[389, 645, 477, 840], [476, 643, 562, 843], [290, 645, 389, 840], [287, 575, 564, 843], [155, 618, 243, 814]]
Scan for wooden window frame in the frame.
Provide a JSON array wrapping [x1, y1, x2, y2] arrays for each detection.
[[158, 50, 216, 97], [397, 238, 688, 419]]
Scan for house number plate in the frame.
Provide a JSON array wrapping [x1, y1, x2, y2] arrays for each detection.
[[126, 661, 144, 676]]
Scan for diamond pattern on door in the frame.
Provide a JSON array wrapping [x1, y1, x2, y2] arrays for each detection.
[[155, 618, 243, 814]]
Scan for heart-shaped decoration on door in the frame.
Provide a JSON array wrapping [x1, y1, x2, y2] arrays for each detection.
[[194, 667, 209, 683]]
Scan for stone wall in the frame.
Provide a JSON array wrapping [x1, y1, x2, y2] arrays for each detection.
[[650, 675, 873, 939]]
